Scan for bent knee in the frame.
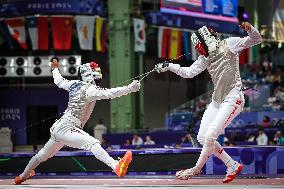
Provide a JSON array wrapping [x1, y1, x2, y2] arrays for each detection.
[[197, 134, 205, 145], [204, 132, 217, 146], [84, 139, 101, 151]]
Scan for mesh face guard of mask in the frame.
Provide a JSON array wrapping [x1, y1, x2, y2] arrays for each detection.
[[79, 62, 102, 83], [191, 26, 219, 57]]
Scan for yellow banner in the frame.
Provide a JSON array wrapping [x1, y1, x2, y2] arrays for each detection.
[[168, 29, 181, 59], [96, 17, 103, 51]]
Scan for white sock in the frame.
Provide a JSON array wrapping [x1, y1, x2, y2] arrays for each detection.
[[91, 143, 117, 170], [20, 155, 41, 179], [213, 142, 234, 167]]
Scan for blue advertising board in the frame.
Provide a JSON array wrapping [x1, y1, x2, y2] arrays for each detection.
[[202, 0, 238, 17], [222, 0, 238, 17], [0, 0, 105, 17], [202, 0, 222, 15], [145, 12, 239, 34]]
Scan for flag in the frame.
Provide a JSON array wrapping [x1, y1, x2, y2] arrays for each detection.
[[26, 16, 49, 50], [5, 17, 27, 49], [158, 27, 170, 58], [183, 31, 190, 60], [75, 15, 95, 50], [51, 16, 73, 50], [95, 16, 106, 52], [0, 19, 14, 49], [133, 18, 146, 52], [0, 33, 4, 46], [190, 33, 198, 61], [168, 29, 182, 59]]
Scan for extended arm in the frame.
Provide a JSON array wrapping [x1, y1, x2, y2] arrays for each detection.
[[156, 55, 208, 78], [86, 80, 140, 101], [226, 22, 262, 54]]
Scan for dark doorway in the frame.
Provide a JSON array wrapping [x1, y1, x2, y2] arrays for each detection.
[[27, 106, 58, 145]]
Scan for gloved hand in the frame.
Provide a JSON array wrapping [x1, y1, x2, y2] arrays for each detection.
[[155, 62, 170, 73], [50, 57, 59, 70], [239, 22, 251, 31], [129, 80, 141, 92]]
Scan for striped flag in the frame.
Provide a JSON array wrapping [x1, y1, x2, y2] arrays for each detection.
[[95, 16, 106, 52], [158, 27, 170, 58], [5, 17, 27, 49], [183, 31, 190, 60], [26, 16, 49, 50], [0, 19, 14, 49], [190, 32, 198, 61], [76, 15, 95, 50], [168, 29, 182, 59]]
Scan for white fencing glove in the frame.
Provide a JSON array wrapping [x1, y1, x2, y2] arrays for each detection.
[[155, 63, 170, 73], [129, 80, 141, 92]]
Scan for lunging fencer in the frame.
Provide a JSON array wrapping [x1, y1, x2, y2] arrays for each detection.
[[14, 58, 141, 184], [155, 22, 262, 183]]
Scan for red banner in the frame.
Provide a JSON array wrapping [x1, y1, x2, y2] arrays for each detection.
[[51, 16, 73, 50]]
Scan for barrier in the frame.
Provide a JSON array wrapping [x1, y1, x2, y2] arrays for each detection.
[[1, 146, 284, 176]]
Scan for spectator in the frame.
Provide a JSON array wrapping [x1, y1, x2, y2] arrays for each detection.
[[186, 134, 199, 147], [93, 118, 107, 142], [224, 141, 231, 146], [247, 134, 255, 142], [101, 138, 112, 150], [229, 142, 236, 147], [269, 140, 276, 145], [144, 135, 156, 145], [124, 139, 131, 146], [272, 67, 282, 92], [265, 71, 274, 83], [179, 134, 198, 147], [273, 131, 284, 146], [179, 136, 188, 145], [132, 134, 143, 145], [256, 128, 268, 145], [261, 115, 271, 128]]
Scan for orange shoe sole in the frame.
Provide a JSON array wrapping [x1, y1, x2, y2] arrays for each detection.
[[222, 164, 243, 183], [14, 170, 35, 185], [115, 150, 132, 177]]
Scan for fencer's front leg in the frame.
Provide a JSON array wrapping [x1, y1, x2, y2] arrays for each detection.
[[176, 168, 201, 180]]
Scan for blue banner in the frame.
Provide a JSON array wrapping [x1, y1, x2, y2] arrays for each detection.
[[0, 0, 105, 17], [145, 12, 239, 34]]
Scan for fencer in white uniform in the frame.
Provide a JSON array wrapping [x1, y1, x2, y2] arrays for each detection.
[[156, 22, 262, 183], [15, 59, 140, 184]]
